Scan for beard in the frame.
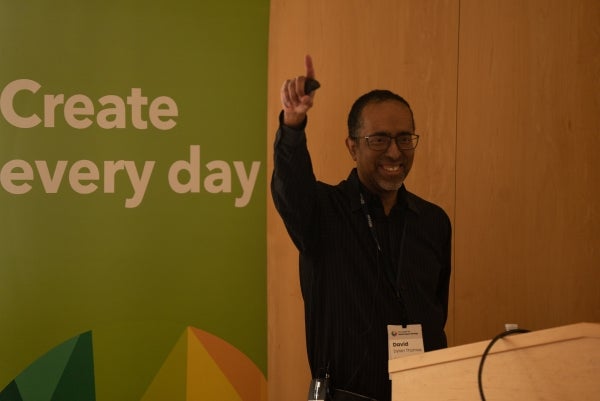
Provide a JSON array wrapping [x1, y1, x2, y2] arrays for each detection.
[[375, 174, 405, 192], [356, 157, 412, 195]]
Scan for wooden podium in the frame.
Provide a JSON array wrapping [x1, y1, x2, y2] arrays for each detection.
[[388, 322, 600, 401]]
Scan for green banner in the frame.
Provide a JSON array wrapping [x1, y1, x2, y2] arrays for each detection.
[[0, 1, 268, 400]]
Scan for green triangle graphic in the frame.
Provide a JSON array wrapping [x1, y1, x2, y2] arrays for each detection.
[[0, 380, 24, 401], [50, 331, 95, 401], [14, 335, 79, 401]]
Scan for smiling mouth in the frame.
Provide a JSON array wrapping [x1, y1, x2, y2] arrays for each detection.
[[382, 165, 402, 172]]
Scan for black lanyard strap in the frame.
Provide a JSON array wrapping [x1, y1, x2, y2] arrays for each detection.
[[359, 192, 407, 290]]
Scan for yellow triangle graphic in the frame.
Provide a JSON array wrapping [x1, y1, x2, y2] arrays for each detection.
[[140, 329, 187, 401], [186, 327, 243, 401]]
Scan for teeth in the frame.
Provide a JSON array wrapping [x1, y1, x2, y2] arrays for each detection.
[[383, 166, 400, 171]]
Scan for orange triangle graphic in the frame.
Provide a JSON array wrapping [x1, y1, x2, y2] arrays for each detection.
[[190, 327, 267, 401], [186, 327, 243, 401]]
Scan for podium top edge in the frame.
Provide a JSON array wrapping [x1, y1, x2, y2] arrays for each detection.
[[389, 322, 600, 374]]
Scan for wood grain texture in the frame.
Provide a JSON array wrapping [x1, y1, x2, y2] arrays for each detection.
[[390, 323, 600, 400], [454, 0, 600, 344]]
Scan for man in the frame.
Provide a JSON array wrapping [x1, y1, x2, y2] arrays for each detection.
[[271, 55, 451, 401]]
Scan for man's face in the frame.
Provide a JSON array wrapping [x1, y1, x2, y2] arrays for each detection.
[[345, 100, 416, 197]]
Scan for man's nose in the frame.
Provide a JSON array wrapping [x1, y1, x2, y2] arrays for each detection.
[[385, 138, 403, 157]]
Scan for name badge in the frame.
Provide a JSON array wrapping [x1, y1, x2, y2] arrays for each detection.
[[387, 324, 424, 360]]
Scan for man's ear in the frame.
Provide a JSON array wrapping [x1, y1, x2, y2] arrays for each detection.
[[345, 137, 358, 161]]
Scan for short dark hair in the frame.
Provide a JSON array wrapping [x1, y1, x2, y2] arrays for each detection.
[[347, 90, 414, 138]]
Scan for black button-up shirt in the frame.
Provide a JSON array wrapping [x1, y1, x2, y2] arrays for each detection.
[[271, 117, 452, 401]]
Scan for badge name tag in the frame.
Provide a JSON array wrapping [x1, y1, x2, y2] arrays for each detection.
[[387, 324, 424, 360]]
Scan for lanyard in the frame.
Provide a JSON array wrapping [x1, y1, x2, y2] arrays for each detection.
[[359, 192, 382, 252], [359, 192, 408, 292]]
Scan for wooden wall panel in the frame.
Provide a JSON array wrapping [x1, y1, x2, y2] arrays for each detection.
[[455, 0, 600, 344], [267, 1, 459, 400]]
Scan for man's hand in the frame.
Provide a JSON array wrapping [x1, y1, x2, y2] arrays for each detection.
[[280, 55, 317, 127]]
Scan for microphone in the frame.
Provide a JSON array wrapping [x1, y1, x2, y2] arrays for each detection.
[[304, 78, 321, 94]]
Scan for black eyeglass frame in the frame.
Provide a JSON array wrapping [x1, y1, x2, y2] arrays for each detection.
[[352, 133, 420, 151]]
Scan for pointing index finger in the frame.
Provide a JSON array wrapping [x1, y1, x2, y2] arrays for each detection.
[[304, 55, 320, 94], [305, 54, 315, 79]]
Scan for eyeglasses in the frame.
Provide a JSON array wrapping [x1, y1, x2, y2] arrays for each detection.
[[354, 133, 419, 151]]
